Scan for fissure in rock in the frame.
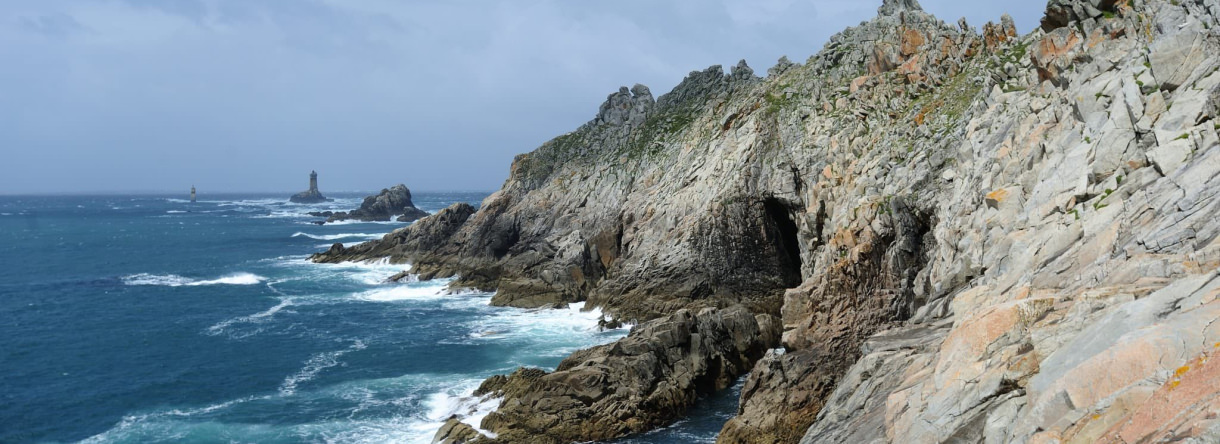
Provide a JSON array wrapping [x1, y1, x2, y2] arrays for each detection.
[[763, 197, 803, 287]]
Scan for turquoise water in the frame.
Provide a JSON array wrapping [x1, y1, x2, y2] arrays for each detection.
[[0, 193, 738, 443]]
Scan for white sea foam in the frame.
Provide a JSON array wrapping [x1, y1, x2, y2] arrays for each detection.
[[271, 256, 414, 286], [279, 340, 367, 396], [420, 379, 502, 437], [165, 210, 187, 214], [353, 282, 451, 302], [468, 302, 626, 341], [122, 272, 267, 287], [319, 219, 407, 226], [206, 297, 296, 337], [292, 232, 384, 241]]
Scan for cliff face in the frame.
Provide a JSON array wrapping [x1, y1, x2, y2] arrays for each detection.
[[318, 0, 1220, 442]]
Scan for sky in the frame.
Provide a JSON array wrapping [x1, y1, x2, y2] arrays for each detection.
[[0, 0, 1046, 194]]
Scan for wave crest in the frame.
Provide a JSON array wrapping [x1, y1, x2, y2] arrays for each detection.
[[291, 232, 384, 241], [122, 272, 267, 287]]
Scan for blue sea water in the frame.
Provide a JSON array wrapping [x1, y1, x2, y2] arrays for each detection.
[[0, 193, 740, 443]]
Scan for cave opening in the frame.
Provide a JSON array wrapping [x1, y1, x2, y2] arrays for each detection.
[[763, 197, 803, 287]]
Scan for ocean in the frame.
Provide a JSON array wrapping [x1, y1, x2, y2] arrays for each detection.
[[0, 193, 741, 443]]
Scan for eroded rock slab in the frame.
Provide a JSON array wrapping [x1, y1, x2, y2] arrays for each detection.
[[462, 306, 779, 443]]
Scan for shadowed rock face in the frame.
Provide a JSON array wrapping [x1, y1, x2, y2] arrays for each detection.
[[332, 0, 1220, 442], [458, 306, 780, 444], [310, 184, 429, 224]]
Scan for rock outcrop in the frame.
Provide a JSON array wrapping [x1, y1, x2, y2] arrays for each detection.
[[318, 0, 1220, 441], [309, 184, 429, 224], [289, 170, 332, 203], [454, 306, 780, 443]]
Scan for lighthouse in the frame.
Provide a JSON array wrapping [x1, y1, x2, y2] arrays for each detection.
[[290, 170, 332, 203], [190, 185, 196, 203]]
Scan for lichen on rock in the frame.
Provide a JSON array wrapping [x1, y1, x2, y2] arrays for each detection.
[[317, 0, 1220, 441]]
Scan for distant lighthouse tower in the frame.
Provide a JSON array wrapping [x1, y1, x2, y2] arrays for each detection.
[[190, 185, 197, 203], [290, 170, 331, 203]]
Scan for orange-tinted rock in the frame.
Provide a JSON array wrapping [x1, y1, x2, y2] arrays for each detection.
[[1031, 28, 1082, 84], [901, 29, 926, 56], [1092, 352, 1220, 443]]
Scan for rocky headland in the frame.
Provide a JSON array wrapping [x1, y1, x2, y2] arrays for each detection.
[[309, 184, 429, 224], [319, 0, 1220, 442]]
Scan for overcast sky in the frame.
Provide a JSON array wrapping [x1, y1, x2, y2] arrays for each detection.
[[0, 0, 1046, 194]]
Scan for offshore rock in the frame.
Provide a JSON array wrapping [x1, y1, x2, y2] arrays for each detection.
[[289, 170, 332, 203], [313, 184, 429, 224], [461, 306, 780, 443]]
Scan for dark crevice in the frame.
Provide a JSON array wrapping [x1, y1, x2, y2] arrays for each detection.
[[491, 223, 520, 259], [763, 197, 803, 287]]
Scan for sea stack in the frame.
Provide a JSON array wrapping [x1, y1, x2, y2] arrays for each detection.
[[308, 184, 429, 224], [289, 170, 332, 203]]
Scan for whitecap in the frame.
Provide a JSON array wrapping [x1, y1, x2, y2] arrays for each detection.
[[165, 210, 187, 214], [122, 272, 267, 287], [279, 340, 368, 396], [320, 219, 408, 226], [188, 273, 267, 286], [121, 273, 194, 286], [353, 282, 451, 302], [206, 297, 296, 337], [292, 232, 384, 241], [420, 379, 502, 438], [270, 256, 413, 286], [467, 302, 629, 342]]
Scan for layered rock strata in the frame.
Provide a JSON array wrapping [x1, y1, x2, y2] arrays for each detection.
[[324, 0, 1220, 441], [437, 306, 780, 444]]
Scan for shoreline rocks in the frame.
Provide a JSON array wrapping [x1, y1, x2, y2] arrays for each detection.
[[317, 0, 1220, 441], [459, 306, 780, 443]]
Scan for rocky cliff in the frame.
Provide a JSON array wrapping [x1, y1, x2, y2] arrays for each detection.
[[319, 0, 1220, 442]]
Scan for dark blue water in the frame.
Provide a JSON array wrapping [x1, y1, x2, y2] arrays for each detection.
[[0, 193, 737, 443]]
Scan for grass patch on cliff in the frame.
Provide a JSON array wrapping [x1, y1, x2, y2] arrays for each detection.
[[907, 65, 986, 129], [620, 107, 699, 161]]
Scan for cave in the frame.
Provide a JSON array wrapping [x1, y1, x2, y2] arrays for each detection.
[[763, 197, 803, 287]]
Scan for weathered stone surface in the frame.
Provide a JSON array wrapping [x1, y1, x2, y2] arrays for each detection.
[[315, 0, 1220, 441], [463, 306, 778, 443], [432, 417, 482, 444], [314, 184, 429, 224]]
